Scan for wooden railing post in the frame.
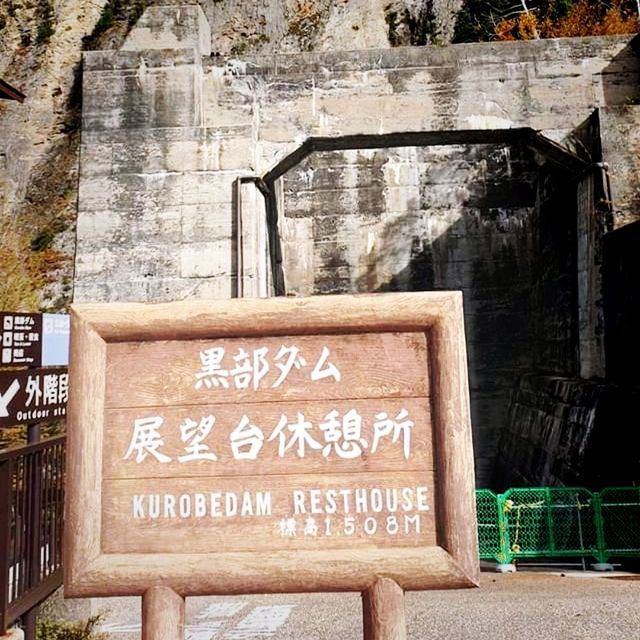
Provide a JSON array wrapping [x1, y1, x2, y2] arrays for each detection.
[[362, 578, 406, 640], [142, 586, 184, 640], [23, 426, 42, 640], [0, 458, 11, 635]]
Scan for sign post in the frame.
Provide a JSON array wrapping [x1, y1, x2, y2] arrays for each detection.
[[64, 292, 479, 639], [0, 311, 68, 639]]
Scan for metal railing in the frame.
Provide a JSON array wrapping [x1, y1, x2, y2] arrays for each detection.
[[0, 435, 65, 633], [477, 486, 640, 566]]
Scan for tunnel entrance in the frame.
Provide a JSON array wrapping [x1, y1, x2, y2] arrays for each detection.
[[261, 130, 587, 486]]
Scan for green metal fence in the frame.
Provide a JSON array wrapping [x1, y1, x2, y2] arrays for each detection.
[[476, 487, 640, 566]]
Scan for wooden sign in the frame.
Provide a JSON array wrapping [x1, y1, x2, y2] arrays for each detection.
[[64, 292, 478, 639]]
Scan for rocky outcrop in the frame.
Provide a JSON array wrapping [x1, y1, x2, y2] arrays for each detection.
[[0, 0, 109, 310]]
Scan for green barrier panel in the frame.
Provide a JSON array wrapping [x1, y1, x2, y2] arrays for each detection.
[[598, 487, 640, 562], [547, 488, 599, 556], [475, 487, 640, 566], [475, 489, 502, 561], [502, 488, 550, 559]]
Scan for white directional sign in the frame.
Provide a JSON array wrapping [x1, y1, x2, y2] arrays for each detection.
[[0, 368, 68, 427]]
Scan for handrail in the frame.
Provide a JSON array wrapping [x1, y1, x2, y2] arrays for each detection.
[[0, 434, 66, 462], [1, 435, 66, 633]]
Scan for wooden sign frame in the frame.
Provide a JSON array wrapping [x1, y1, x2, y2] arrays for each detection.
[[65, 292, 479, 601]]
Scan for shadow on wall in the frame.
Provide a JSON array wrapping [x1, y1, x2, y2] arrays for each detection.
[[601, 33, 640, 108], [603, 220, 640, 385], [279, 139, 580, 485], [495, 373, 640, 488], [600, 34, 640, 225]]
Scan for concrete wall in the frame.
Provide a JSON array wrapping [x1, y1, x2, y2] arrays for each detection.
[[603, 221, 640, 386], [238, 36, 638, 162], [599, 105, 640, 230], [75, 39, 251, 302], [75, 16, 639, 303], [74, 6, 640, 483], [279, 141, 578, 479]]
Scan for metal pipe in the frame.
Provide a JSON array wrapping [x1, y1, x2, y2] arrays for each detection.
[[593, 161, 614, 232], [233, 178, 244, 299]]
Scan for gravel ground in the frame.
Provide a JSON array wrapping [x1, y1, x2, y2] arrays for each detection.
[[87, 571, 640, 640]]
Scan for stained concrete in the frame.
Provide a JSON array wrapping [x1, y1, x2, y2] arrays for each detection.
[[278, 139, 582, 480], [73, 6, 640, 485]]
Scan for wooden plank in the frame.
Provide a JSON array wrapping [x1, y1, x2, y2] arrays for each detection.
[[63, 311, 106, 593], [103, 397, 432, 479], [72, 292, 456, 342], [105, 332, 429, 408], [101, 472, 437, 554], [428, 297, 480, 586], [65, 546, 475, 597]]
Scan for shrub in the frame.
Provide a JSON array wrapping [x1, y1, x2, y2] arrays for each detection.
[[36, 615, 107, 640], [494, 0, 640, 40]]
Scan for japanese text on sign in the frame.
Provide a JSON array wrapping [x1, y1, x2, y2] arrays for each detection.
[[1, 313, 41, 365], [123, 407, 414, 463], [119, 344, 414, 463], [0, 368, 68, 427], [194, 344, 341, 390]]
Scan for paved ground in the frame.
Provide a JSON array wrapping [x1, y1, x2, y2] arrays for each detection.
[[89, 571, 640, 639]]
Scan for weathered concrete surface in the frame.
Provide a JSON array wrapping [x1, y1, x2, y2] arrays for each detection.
[[496, 374, 640, 488], [599, 105, 640, 230], [577, 168, 604, 380], [279, 141, 580, 480], [75, 24, 640, 304], [234, 36, 638, 156], [73, 6, 640, 483]]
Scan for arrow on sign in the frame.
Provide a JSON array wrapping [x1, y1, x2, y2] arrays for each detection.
[[0, 379, 20, 417]]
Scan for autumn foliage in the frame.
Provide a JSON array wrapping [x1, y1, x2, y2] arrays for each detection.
[[495, 0, 639, 40]]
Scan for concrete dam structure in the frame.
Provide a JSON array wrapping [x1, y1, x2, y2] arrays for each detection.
[[74, 4, 640, 487]]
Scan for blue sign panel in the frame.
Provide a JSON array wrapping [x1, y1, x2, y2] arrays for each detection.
[[42, 313, 70, 367]]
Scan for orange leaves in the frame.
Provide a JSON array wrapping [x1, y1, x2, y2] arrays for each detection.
[[495, 17, 518, 40], [493, 11, 540, 40], [599, 3, 640, 34], [494, 0, 639, 40], [518, 12, 540, 39]]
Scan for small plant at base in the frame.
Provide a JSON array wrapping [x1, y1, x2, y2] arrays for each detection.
[[36, 615, 107, 640]]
